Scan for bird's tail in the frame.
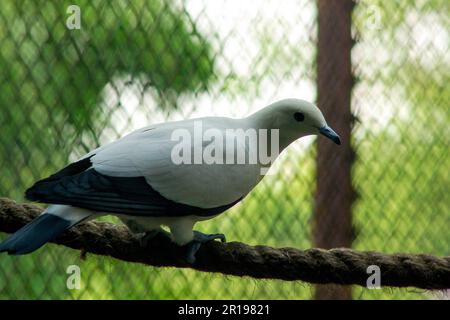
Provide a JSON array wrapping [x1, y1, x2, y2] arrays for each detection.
[[0, 204, 92, 255]]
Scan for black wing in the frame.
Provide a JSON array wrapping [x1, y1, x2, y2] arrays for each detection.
[[25, 158, 240, 217]]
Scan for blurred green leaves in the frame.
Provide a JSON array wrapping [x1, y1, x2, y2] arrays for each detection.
[[0, 0, 215, 118]]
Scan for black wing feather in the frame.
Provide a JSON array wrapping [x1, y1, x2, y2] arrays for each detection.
[[31, 156, 94, 184], [26, 161, 240, 217]]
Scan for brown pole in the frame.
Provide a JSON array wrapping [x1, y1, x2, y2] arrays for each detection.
[[314, 0, 356, 300]]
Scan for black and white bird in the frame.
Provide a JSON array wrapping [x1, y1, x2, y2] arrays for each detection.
[[0, 99, 340, 262]]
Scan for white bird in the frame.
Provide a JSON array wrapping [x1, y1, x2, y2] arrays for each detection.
[[0, 99, 340, 262]]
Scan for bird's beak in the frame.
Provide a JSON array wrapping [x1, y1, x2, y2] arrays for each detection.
[[319, 125, 341, 145]]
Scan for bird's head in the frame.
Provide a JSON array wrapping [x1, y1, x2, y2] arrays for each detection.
[[249, 98, 341, 148]]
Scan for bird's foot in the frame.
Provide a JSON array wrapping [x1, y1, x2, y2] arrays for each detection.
[[139, 229, 171, 247], [185, 231, 226, 264]]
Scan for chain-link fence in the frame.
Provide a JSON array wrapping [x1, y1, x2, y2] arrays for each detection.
[[0, 0, 448, 299]]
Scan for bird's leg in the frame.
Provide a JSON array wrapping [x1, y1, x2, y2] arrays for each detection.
[[119, 217, 171, 247], [185, 231, 226, 264], [169, 219, 226, 263], [139, 228, 171, 247]]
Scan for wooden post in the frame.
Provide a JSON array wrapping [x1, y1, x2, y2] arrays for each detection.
[[314, 0, 356, 300]]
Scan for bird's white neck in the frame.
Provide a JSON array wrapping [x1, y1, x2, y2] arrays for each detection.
[[245, 106, 310, 151]]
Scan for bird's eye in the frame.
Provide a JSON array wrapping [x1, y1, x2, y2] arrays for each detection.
[[293, 112, 305, 122]]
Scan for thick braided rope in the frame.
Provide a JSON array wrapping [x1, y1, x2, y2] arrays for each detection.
[[0, 198, 449, 289]]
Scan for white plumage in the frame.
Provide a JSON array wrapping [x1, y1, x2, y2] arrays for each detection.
[[91, 117, 261, 208]]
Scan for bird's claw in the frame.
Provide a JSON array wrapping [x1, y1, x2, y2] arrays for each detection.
[[185, 231, 226, 264]]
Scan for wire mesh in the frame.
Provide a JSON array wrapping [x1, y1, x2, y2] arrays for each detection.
[[0, 0, 448, 299]]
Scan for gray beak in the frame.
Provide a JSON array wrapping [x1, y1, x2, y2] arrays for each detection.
[[319, 125, 341, 145]]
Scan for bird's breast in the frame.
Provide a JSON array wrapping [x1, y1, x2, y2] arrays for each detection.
[[147, 162, 263, 209]]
